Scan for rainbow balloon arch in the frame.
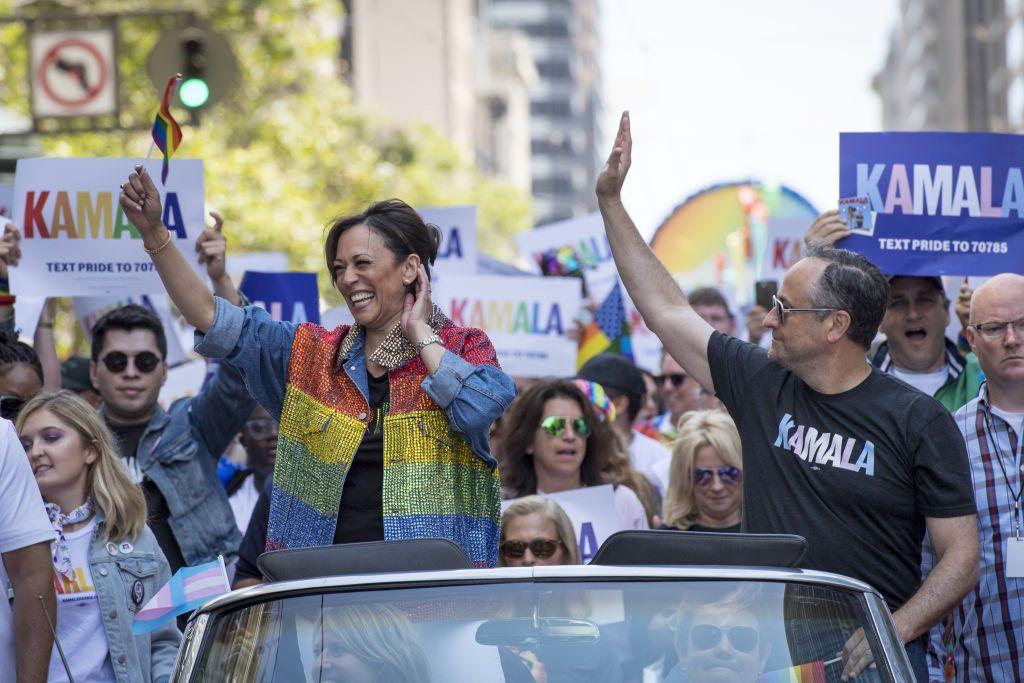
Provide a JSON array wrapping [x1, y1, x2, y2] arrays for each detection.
[[649, 181, 819, 307]]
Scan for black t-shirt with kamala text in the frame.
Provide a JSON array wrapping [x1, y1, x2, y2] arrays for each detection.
[[707, 332, 975, 610]]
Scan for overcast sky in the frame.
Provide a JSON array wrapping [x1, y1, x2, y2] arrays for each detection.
[[600, 0, 900, 237]]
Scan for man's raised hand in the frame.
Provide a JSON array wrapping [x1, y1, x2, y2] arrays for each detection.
[[196, 210, 228, 281], [804, 210, 851, 250], [596, 111, 632, 202]]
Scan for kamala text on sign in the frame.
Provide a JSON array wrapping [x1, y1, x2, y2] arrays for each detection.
[[838, 132, 1024, 276]]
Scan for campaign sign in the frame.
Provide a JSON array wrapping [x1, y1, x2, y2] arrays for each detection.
[[418, 205, 478, 275], [433, 274, 581, 377], [516, 213, 617, 302], [502, 485, 626, 563], [839, 132, 1024, 275], [761, 216, 809, 283], [239, 271, 320, 325], [10, 157, 206, 296], [0, 184, 12, 220]]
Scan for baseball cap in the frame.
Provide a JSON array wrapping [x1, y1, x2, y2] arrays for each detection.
[[577, 352, 645, 399]]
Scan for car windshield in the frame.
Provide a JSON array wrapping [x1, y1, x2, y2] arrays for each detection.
[[190, 579, 894, 683]]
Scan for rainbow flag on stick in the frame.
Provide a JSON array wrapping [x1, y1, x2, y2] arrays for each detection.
[[758, 660, 828, 683], [132, 556, 230, 634], [577, 280, 633, 369], [151, 74, 184, 185]]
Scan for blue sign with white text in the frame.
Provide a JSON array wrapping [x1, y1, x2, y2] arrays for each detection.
[[838, 132, 1024, 276], [239, 271, 320, 325]]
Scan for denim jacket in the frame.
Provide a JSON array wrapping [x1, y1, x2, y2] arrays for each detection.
[[119, 357, 254, 565], [87, 509, 181, 683]]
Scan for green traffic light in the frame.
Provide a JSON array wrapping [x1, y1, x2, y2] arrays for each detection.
[[179, 77, 210, 108]]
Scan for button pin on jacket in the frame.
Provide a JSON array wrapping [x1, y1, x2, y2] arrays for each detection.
[[119, 542, 134, 554], [106, 542, 119, 556], [131, 580, 145, 608]]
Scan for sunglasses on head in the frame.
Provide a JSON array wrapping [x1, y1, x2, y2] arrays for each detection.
[[500, 538, 564, 559], [0, 395, 25, 421], [100, 351, 162, 374], [540, 415, 591, 438], [656, 373, 687, 387], [689, 624, 759, 653], [693, 466, 742, 487]]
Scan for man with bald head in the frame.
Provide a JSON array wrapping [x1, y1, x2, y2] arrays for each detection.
[[943, 273, 1024, 681], [596, 112, 979, 681]]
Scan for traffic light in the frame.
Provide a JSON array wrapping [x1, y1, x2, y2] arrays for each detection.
[[179, 36, 209, 109]]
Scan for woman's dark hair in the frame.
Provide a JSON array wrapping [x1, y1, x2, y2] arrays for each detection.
[[324, 199, 442, 283], [0, 329, 43, 383], [494, 378, 619, 498]]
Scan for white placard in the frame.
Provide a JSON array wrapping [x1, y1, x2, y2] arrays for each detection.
[[30, 29, 117, 118], [158, 358, 206, 408], [516, 213, 618, 302], [419, 205, 478, 275], [14, 296, 45, 343], [9, 157, 206, 296], [760, 217, 808, 284], [0, 184, 12, 220], [433, 274, 581, 378], [73, 294, 188, 367], [503, 485, 626, 564]]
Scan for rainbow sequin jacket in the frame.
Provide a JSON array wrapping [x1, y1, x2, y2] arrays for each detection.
[[195, 298, 516, 568]]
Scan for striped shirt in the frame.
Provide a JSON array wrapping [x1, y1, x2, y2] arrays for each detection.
[[948, 384, 1024, 682]]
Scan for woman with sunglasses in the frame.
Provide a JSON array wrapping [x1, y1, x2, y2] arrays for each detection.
[[499, 495, 580, 567], [0, 329, 45, 422], [118, 170, 516, 568], [16, 390, 180, 683], [661, 410, 743, 533], [495, 379, 649, 530]]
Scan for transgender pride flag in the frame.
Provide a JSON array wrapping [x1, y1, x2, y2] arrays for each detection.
[[132, 556, 230, 634]]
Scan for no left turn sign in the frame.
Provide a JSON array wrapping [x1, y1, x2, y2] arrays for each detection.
[[31, 29, 117, 118]]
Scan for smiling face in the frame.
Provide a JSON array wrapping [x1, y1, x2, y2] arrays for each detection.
[[333, 223, 419, 333], [763, 258, 832, 369], [692, 445, 742, 526], [90, 328, 167, 425], [677, 606, 769, 683], [880, 277, 949, 373], [530, 396, 588, 486], [19, 407, 96, 507]]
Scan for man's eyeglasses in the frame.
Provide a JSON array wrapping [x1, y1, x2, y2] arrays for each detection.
[[970, 318, 1024, 340], [693, 466, 742, 487], [500, 538, 564, 559], [771, 294, 836, 326], [100, 351, 162, 374], [244, 418, 278, 440], [540, 415, 591, 438], [0, 395, 25, 421], [656, 373, 688, 388], [689, 624, 760, 653]]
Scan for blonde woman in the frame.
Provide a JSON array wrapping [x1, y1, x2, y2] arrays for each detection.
[[661, 410, 743, 532], [499, 495, 581, 567], [16, 391, 180, 683]]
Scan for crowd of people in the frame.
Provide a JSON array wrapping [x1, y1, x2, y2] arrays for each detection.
[[0, 112, 1020, 683]]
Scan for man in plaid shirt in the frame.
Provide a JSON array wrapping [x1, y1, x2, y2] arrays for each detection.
[[947, 274, 1024, 681]]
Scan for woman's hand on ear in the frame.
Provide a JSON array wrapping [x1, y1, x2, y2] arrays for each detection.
[[401, 265, 433, 344]]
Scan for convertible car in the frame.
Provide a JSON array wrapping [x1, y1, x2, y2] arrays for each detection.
[[170, 531, 915, 682]]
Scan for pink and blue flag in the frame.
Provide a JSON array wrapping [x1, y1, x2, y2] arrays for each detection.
[[132, 556, 230, 634]]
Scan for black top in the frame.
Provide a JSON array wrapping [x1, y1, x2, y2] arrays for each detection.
[[706, 332, 975, 609], [234, 476, 273, 585], [658, 522, 742, 533], [108, 420, 186, 573]]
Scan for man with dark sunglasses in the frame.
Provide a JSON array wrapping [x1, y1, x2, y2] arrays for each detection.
[[597, 112, 978, 681], [642, 351, 702, 445]]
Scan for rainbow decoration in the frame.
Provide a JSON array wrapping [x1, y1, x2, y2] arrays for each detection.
[[151, 74, 184, 185], [132, 556, 229, 634], [577, 280, 633, 369], [649, 181, 817, 305], [759, 660, 827, 683], [573, 379, 617, 423]]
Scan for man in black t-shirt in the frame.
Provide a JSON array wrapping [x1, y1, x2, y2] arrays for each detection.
[[595, 113, 978, 682]]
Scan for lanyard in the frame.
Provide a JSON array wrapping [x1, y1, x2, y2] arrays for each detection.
[[982, 409, 1024, 540]]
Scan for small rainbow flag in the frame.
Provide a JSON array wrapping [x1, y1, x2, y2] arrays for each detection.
[[132, 556, 230, 634], [759, 660, 827, 683], [151, 74, 184, 185], [577, 280, 633, 369]]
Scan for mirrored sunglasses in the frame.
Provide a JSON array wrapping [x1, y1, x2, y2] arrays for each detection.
[[693, 466, 742, 487], [100, 351, 162, 374], [689, 624, 759, 653], [540, 415, 591, 438], [500, 538, 563, 559]]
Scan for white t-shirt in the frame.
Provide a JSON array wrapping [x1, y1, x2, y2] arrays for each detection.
[[990, 405, 1024, 441], [614, 485, 650, 530], [891, 365, 949, 398], [628, 431, 671, 496], [49, 518, 115, 683], [0, 419, 56, 683], [229, 474, 261, 533]]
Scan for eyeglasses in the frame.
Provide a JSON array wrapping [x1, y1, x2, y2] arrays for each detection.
[[500, 538, 564, 559], [656, 373, 687, 387], [693, 466, 742, 487], [244, 418, 278, 440], [540, 415, 591, 438], [970, 318, 1024, 340], [100, 351, 162, 374], [771, 294, 836, 326], [0, 395, 24, 421], [689, 624, 760, 653]]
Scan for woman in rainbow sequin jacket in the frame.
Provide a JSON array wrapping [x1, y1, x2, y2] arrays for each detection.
[[118, 167, 516, 567]]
